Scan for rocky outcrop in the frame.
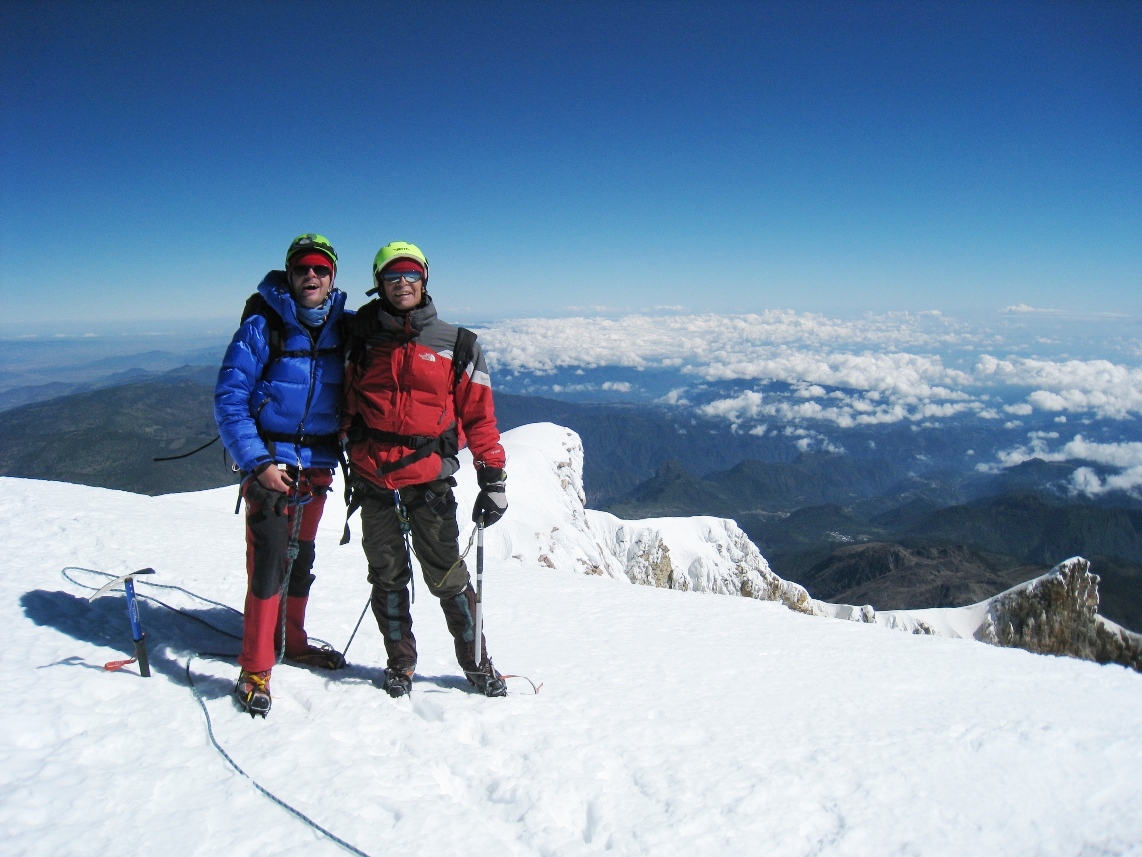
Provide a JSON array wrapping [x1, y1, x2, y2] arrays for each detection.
[[977, 558, 1142, 670], [600, 515, 818, 615], [478, 424, 1142, 672], [481, 423, 817, 613], [822, 557, 1142, 672], [1094, 619, 1142, 672]]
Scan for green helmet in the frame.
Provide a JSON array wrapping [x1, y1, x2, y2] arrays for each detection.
[[372, 241, 429, 282], [286, 233, 338, 270]]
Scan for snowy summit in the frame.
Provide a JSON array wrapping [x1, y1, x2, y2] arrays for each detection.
[[3, 423, 1142, 856]]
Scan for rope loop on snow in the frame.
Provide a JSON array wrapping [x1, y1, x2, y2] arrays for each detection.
[[63, 567, 374, 857], [186, 655, 374, 857]]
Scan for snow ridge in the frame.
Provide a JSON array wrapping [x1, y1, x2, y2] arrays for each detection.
[[485, 423, 1142, 670]]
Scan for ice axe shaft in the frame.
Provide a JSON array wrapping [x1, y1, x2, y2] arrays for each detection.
[[123, 576, 151, 677], [474, 517, 485, 667]]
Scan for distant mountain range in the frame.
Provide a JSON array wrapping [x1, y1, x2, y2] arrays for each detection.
[[1, 366, 1139, 631], [0, 366, 234, 495]]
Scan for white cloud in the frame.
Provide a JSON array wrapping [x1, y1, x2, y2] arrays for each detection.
[[1069, 465, 1142, 496], [991, 434, 1142, 498], [976, 355, 1142, 420], [699, 391, 764, 427], [1000, 304, 1064, 314], [657, 388, 690, 406], [476, 311, 1142, 429]]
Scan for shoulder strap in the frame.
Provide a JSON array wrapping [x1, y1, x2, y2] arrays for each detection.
[[241, 293, 284, 368], [452, 327, 477, 391], [344, 301, 384, 369]]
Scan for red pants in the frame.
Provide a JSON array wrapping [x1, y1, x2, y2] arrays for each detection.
[[238, 468, 333, 673]]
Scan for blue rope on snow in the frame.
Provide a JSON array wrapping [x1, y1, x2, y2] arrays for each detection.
[[63, 567, 375, 857], [185, 655, 374, 857]]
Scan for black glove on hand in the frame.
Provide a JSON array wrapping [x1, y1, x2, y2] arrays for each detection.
[[246, 473, 289, 516], [472, 467, 508, 527]]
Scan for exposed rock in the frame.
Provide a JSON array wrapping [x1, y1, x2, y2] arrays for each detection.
[[1094, 619, 1142, 672], [978, 557, 1099, 653], [482, 424, 1142, 672], [622, 530, 675, 588], [821, 557, 1142, 672], [979, 557, 1142, 670]]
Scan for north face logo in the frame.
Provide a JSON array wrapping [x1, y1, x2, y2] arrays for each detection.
[[419, 352, 436, 362]]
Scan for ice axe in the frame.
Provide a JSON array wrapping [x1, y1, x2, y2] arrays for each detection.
[[89, 568, 155, 677]]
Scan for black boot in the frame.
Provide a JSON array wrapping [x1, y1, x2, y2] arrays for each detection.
[[381, 665, 414, 698], [465, 660, 507, 697]]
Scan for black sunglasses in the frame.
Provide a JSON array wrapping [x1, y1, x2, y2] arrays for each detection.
[[291, 264, 333, 278]]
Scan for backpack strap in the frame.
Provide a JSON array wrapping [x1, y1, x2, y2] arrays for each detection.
[[452, 327, 477, 391], [241, 292, 285, 371]]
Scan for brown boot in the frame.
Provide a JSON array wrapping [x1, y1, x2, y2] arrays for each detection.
[[286, 644, 345, 670]]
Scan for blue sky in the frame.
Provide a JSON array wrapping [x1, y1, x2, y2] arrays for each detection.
[[2, 0, 1139, 330]]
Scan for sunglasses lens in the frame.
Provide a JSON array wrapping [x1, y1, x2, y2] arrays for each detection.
[[382, 271, 422, 284], [294, 265, 331, 277]]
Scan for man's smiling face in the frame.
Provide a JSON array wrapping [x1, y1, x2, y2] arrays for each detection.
[[288, 255, 334, 309]]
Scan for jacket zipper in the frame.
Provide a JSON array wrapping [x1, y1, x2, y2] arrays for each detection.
[[296, 325, 320, 467]]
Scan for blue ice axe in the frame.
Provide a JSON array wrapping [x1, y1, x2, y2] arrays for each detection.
[[89, 568, 155, 677]]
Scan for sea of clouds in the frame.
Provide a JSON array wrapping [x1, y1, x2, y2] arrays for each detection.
[[475, 308, 1142, 495]]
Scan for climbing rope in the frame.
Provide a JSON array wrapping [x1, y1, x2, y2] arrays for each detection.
[[185, 654, 372, 857], [62, 566, 375, 857], [63, 566, 242, 644]]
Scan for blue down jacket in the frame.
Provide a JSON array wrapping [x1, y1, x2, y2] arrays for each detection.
[[214, 271, 348, 473]]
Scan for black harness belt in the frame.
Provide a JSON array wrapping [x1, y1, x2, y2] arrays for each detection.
[[351, 423, 460, 476]]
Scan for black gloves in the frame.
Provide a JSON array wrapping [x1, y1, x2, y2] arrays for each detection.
[[472, 467, 507, 527], [245, 475, 288, 515]]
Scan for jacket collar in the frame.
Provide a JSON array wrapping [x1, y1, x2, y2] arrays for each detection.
[[257, 270, 346, 328], [376, 296, 437, 339]]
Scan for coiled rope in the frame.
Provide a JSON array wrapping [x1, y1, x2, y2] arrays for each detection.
[[62, 567, 373, 857]]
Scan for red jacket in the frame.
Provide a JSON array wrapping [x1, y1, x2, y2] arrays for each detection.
[[343, 297, 505, 489]]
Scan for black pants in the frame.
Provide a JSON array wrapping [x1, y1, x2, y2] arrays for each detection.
[[359, 481, 489, 673]]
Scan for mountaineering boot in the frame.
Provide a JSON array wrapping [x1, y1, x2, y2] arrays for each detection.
[[464, 660, 507, 697], [381, 666, 414, 698], [235, 669, 272, 717], [286, 643, 346, 670]]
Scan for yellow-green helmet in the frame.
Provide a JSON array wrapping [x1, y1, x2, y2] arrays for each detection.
[[372, 241, 429, 282], [286, 233, 338, 270]]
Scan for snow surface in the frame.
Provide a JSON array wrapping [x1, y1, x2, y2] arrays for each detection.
[[3, 423, 1142, 856]]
